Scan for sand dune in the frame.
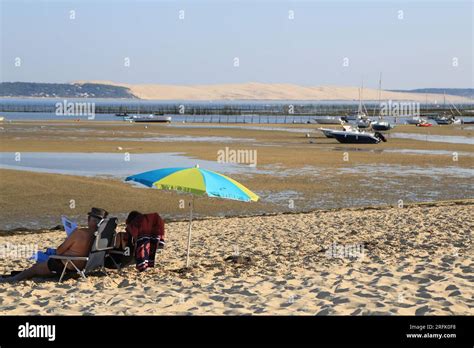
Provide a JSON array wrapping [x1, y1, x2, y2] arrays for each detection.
[[75, 81, 471, 102], [0, 201, 472, 315]]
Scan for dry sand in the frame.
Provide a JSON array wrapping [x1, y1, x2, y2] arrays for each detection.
[[0, 201, 472, 315], [75, 81, 471, 102]]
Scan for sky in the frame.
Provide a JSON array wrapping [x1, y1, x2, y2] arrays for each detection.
[[0, 0, 472, 89]]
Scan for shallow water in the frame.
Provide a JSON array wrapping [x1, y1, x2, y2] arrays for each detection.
[[2, 152, 472, 179], [390, 133, 474, 145], [101, 135, 257, 143], [336, 164, 474, 179], [0, 152, 259, 177], [169, 124, 315, 133], [332, 147, 474, 157], [1, 152, 473, 230]]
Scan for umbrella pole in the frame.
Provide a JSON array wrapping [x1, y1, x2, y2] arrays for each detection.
[[185, 196, 194, 268]]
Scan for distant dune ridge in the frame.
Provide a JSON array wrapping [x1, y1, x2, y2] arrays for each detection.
[[1, 81, 472, 102], [76, 81, 472, 102]]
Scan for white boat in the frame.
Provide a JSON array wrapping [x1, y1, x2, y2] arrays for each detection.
[[344, 83, 370, 122], [0, 116, 4, 122], [406, 116, 427, 125], [319, 125, 358, 138], [331, 129, 387, 144], [126, 114, 172, 123], [314, 116, 342, 125], [342, 110, 368, 122], [435, 115, 454, 125], [318, 127, 337, 138], [356, 118, 372, 128], [371, 73, 395, 131], [371, 120, 395, 131]]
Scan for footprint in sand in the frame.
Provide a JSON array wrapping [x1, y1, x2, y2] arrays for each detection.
[[351, 308, 364, 315], [335, 287, 350, 293], [415, 305, 432, 315], [33, 299, 50, 307], [315, 291, 332, 300], [426, 274, 444, 282], [416, 291, 432, 299], [199, 301, 213, 307], [316, 307, 333, 315], [354, 291, 381, 299], [448, 290, 462, 297], [209, 295, 228, 302], [332, 297, 350, 305]]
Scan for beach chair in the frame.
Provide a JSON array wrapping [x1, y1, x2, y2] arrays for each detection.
[[49, 217, 118, 282], [105, 244, 132, 271]]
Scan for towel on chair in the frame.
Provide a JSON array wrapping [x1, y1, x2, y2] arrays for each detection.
[[127, 213, 165, 272]]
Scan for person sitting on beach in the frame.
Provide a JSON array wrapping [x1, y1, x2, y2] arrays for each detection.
[[4, 207, 109, 282], [125, 211, 165, 272]]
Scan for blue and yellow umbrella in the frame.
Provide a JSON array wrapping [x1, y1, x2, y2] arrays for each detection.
[[126, 165, 259, 267]]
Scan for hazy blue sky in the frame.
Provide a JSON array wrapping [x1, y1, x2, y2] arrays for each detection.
[[1, 0, 472, 89]]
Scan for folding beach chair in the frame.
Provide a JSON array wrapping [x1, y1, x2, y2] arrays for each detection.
[[105, 235, 164, 271], [49, 217, 118, 282], [105, 247, 134, 271]]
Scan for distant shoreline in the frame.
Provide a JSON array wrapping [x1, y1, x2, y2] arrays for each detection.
[[1, 82, 472, 102]]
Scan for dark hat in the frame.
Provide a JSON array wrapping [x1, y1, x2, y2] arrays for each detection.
[[87, 207, 109, 220]]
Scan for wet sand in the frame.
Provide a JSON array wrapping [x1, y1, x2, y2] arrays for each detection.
[[0, 201, 472, 315], [0, 121, 473, 229]]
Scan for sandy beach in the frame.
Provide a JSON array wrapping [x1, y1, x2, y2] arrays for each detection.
[[0, 200, 472, 315], [0, 120, 472, 315]]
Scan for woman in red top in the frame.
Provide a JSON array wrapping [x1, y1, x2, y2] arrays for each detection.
[[125, 211, 165, 271]]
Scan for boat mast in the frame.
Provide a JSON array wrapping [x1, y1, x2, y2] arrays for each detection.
[[376, 72, 382, 118], [358, 87, 362, 114]]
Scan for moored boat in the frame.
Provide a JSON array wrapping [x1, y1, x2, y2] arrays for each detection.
[[318, 125, 358, 138], [406, 116, 427, 125], [331, 129, 387, 144], [416, 122, 432, 127], [127, 114, 172, 123], [371, 120, 394, 131], [318, 127, 337, 138], [314, 116, 342, 124]]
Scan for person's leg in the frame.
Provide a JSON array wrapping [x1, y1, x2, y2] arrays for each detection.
[[10, 261, 53, 282]]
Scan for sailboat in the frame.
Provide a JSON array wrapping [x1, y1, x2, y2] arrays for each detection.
[[342, 83, 370, 128], [370, 73, 395, 131], [435, 96, 463, 125], [314, 116, 342, 124]]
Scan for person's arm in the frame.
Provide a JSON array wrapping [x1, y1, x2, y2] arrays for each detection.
[[56, 232, 75, 255]]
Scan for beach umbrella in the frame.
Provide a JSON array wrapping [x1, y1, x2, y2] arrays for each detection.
[[125, 165, 259, 267]]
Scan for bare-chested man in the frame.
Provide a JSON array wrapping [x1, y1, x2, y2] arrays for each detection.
[[5, 207, 108, 282]]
